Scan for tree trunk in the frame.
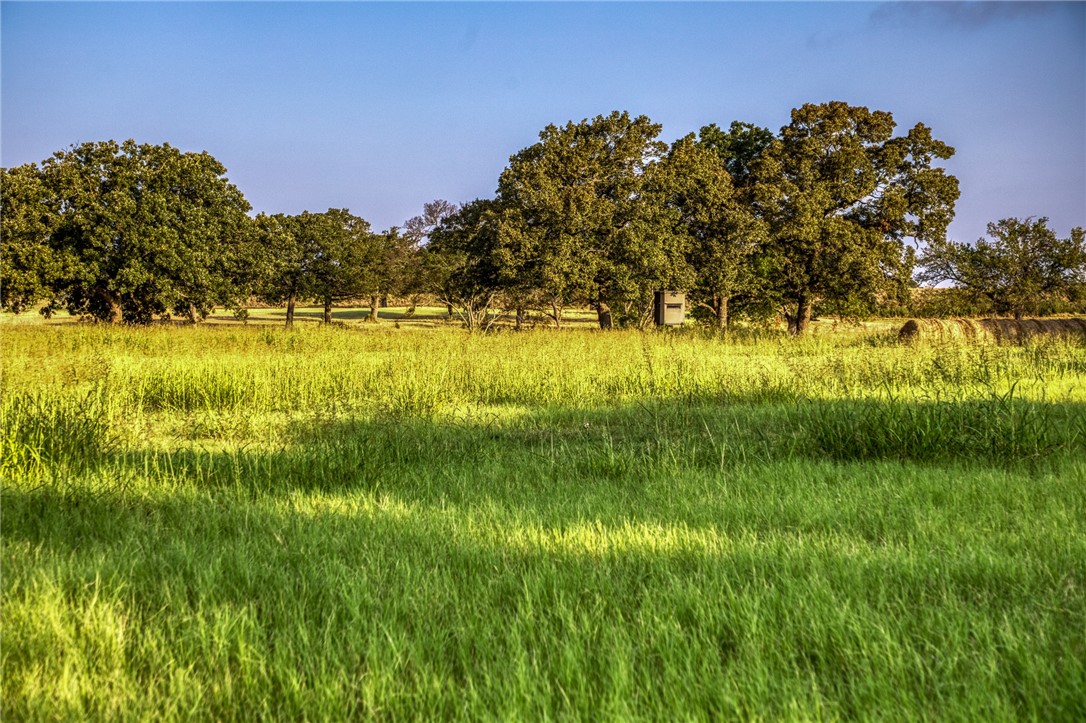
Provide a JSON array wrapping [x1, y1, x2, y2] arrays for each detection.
[[446, 303, 454, 318], [286, 293, 296, 328], [108, 297, 123, 325], [97, 288, 124, 324], [381, 294, 389, 308], [551, 301, 563, 329], [515, 306, 525, 330], [462, 300, 477, 332], [716, 294, 729, 332], [787, 296, 812, 335], [1013, 309, 1024, 321], [597, 302, 613, 330], [323, 297, 333, 324], [369, 295, 380, 323], [188, 303, 200, 325]]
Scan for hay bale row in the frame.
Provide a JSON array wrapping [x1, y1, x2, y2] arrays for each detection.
[[898, 318, 987, 343], [979, 318, 1086, 342], [899, 317, 1086, 343]]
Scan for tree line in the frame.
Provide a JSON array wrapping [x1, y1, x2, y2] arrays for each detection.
[[2, 102, 1083, 332]]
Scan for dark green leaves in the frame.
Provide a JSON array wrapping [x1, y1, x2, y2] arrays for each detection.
[[761, 101, 960, 332], [496, 111, 674, 326], [1, 140, 253, 322], [918, 217, 1086, 319]]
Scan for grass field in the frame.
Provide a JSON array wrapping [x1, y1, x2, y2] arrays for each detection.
[[2, 313, 1085, 721]]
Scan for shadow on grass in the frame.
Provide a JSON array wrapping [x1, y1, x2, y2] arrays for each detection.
[[7, 395, 1084, 543], [275, 394, 1086, 481], [285, 308, 454, 323], [10, 394, 1086, 501], [6, 361, 1086, 719], [199, 306, 458, 327], [4, 441, 1084, 722], [199, 305, 609, 329]]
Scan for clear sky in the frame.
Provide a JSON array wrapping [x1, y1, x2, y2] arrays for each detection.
[[2, 1, 1083, 244]]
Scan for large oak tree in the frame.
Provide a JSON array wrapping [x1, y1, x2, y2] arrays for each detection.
[[1, 140, 253, 323], [759, 102, 959, 333], [496, 111, 684, 328]]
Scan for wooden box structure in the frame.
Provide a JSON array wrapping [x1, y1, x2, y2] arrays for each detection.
[[653, 291, 685, 326]]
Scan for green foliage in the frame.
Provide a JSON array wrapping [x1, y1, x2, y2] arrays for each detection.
[[12, 106, 1081, 334], [254, 208, 383, 325], [759, 102, 960, 333], [908, 286, 992, 318], [697, 121, 775, 188], [653, 134, 769, 329], [0, 165, 64, 313], [496, 111, 683, 328], [425, 198, 507, 331], [918, 217, 1086, 319], [299, 209, 374, 308], [1, 140, 254, 323], [365, 227, 417, 318], [478, 103, 962, 333]]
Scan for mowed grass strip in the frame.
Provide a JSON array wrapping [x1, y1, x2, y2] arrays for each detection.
[[3, 323, 1085, 721]]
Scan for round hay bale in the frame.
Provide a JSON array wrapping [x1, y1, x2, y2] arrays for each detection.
[[1061, 318, 1086, 334], [977, 318, 1086, 342], [898, 318, 992, 343], [976, 318, 1018, 343], [898, 318, 922, 342], [1020, 319, 1044, 338], [954, 318, 985, 340], [1026, 318, 1086, 339]]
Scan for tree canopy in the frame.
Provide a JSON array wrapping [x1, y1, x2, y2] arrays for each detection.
[[918, 217, 1086, 319], [0, 164, 61, 314], [254, 208, 381, 326], [654, 133, 767, 329], [1, 140, 253, 323], [697, 121, 775, 189], [757, 101, 960, 333], [20, 100, 1085, 333], [495, 111, 683, 328], [425, 198, 507, 331]]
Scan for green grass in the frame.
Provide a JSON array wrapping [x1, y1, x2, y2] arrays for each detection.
[[3, 320, 1085, 720]]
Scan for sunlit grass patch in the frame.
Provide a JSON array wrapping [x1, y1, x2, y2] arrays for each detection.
[[3, 321, 1085, 720]]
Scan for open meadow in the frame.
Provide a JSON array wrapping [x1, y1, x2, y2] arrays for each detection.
[[2, 313, 1085, 721]]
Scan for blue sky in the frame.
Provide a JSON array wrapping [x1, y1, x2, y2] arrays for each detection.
[[2, 1, 1083, 244]]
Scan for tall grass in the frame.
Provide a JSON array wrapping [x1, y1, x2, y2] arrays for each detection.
[[5, 324, 1081, 411], [802, 387, 1086, 464], [1, 386, 115, 477], [3, 322, 1085, 720]]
